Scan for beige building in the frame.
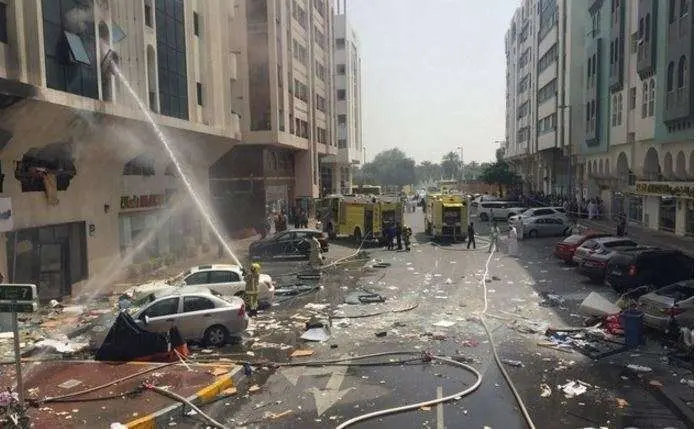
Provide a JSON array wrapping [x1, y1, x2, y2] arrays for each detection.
[[0, 0, 243, 300], [212, 0, 337, 230]]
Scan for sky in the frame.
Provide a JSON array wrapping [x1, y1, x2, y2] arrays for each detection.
[[346, 0, 518, 164]]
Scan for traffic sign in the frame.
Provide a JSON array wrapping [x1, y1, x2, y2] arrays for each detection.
[[0, 284, 36, 301], [0, 302, 36, 313]]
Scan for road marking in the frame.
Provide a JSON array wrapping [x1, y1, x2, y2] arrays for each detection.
[[436, 385, 445, 429], [309, 365, 351, 416]]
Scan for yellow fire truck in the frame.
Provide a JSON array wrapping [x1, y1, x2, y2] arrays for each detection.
[[424, 193, 469, 240], [318, 195, 403, 242]]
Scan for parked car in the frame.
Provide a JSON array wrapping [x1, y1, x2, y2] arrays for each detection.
[[578, 245, 651, 282], [509, 207, 567, 233], [553, 230, 612, 263], [520, 216, 570, 238], [605, 248, 694, 293], [130, 287, 248, 346], [173, 264, 275, 305], [476, 201, 527, 222], [571, 236, 639, 265], [249, 228, 328, 260], [638, 280, 694, 330]]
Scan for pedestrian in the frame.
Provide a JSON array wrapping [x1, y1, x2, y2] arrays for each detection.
[[387, 224, 395, 250], [308, 235, 324, 269], [488, 222, 500, 253], [244, 263, 261, 316], [617, 211, 627, 237], [403, 226, 412, 251], [301, 209, 309, 228], [293, 207, 301, 229], [396, 222, 403, 250], [508, 225, 519, 256], [466, 221, 476, 250]]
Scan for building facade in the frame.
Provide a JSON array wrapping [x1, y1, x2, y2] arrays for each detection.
[[320, 1, 362, 196], [214, 0, 337, 231], [578, 0, 693, 237], [504, 0, 586, 197], [0, 0, 242, 300]]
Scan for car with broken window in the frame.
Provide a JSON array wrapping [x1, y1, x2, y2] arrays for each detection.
[[171, 264, 275, 306], [553, 230, 611, 263], [604, 248, 694, 293], [637, 280, 694, 330], [571, 236, 639, 265], [249, 228, 328, 260]]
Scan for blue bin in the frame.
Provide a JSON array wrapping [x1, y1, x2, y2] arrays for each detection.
[[621, 309, 644, 347]]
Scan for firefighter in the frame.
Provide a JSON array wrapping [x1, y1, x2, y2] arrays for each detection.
[[309, 235, 324, 268], [403, 226, 412, 251], [244, 263, 261, 316]]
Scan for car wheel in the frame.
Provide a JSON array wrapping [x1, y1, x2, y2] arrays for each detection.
[[480, 213, 489, 222], [528, 230, 538, 238], [204, 325, 228, 347]]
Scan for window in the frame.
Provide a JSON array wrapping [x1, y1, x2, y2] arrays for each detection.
[[315, 60, 326, 82], [337, 64, 346, 75], [517, 74, 530, 94], [292, 0, 307, 29], [292, 39, 308, 65], [316, 127, 327, 144], [209, 270, 238, 283], [645, 14, 651, 43], [185, 271, 209, 285], [313, 25, 325, 49], [611, 94, 617, 126], [678, 55, 687, 88], [315, 94, 326, 112], [517, 101, 529, 118], [196, 82, 203, 105], [537, 113, 556, 135], [314, 0, 326, 17], [143, 297, 179, 318], [337, 114, 347, 125], [648, 78, 655, 116], [338, 138, 347, 148], [294, 79, 308, 102], [617, 93, 623, 125], [638, 19, 644, 41], [641, 81, 648, 117], [537, 79, 557, 103], [591, 10, 600, 35], [610, 40, 614, 65], [518, 47, 531, 69], [193, 11, 199, 36], [337, 89, 346, 100], [630, 32, 637, 53], [537, 44, 557, 72], [629, 87, 636, 110], [681, 0, 688, 17], [183, 296, 215, 312], [667, 61, 675, 91], [336, 38, 345, 49], [123, 155, 155, 176], [0, 3, 7, 43], [145, 3, 153, 28], [517, 126, 530, 142], [156, 0, 189, 120]]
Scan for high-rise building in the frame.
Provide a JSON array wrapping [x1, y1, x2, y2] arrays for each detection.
[[577, 0, 693, 237], [213, 0, 337, 230], [321, 0, 362, 195], [504, 0, 586, 197], [0, 0, 241, 300]]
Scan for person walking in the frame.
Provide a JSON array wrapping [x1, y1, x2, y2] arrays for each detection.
[[466, 221, 476, 250], [386, 224, 395, 250], [308, 235, 324, 269], [488, 222, 500, 253], [403, 226, 412, 251], [396, 222, 403, 250], [616, 211, 627, 237], [244, 263, 261, 316], [508, 225, 519, 257]]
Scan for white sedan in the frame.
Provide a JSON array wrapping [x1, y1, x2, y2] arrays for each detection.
[[172, 264, 276, 306]]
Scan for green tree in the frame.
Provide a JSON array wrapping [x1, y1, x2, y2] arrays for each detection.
[[479, 159, 521, 197], [441, 151, 461, 180], [415, 161, 442, 186], [360, 148, 416, 187], [462, 161, 483, 180]]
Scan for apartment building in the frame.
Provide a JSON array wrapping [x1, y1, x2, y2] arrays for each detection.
[[213, 0, 336, 230], [0, 0, 242, 301], [504, 0, 585, 196], [320, 1, 362, 195], [578, 0, 693, 237]]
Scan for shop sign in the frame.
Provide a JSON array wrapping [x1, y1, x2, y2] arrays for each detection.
[[634, 181, 694, 199], [120, 194, 166, 210]]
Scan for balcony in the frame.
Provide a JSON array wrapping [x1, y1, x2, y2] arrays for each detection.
[[636, 40, 654, 77], [664, 87, 692, 124]]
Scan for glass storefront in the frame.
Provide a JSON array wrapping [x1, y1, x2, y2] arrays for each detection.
[[119, 210, 200, 263], [658, 196, 677, 232], [627, 195, 643, 224]]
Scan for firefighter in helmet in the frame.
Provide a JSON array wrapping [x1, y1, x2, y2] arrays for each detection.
[[244, 263, 261, 316]]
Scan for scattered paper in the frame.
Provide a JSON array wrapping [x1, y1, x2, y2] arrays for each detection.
[[300, 327, 331, 342], [559, 380, 587, 398], [208, 367, 228, 377], [540, 384, 552, 398], [626, 364, 652, 373], [219, 387, 237, 396], [433, 320, 456, 328], [58, 379, 83, 390]]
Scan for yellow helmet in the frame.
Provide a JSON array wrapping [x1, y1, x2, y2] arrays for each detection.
[[251, 263, 261, 272]]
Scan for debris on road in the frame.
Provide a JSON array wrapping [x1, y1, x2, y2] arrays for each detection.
[[290, 349, 315, 358], [345, 290, 386, 304], [248, 384, 261, 394], [615, 397, 629, 408], [539, 384, 552, 397], [558, 380, 588, 398], [433, 320, 456, 328], [579, 292, 621, 317], [501, 359, 524, 367], [57, 379, 83, 390], [375, 331, 387, 337], [300, 327, 331, 342], [626, 364, 652, 373]]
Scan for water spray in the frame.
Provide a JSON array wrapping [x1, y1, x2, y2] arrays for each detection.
[[108, 60, 241, 266]]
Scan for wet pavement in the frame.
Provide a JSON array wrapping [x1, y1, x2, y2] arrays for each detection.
[[169, 208, 692, 428]]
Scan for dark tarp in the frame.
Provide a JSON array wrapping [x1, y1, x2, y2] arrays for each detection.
[[95, 311, 174, 362]]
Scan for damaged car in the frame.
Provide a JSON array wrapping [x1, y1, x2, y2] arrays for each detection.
[[171, 264, 275, 306]]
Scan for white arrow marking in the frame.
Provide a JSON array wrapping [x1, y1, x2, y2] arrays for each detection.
[[308, 365, 351, 417], [281, 366, 335, 386]]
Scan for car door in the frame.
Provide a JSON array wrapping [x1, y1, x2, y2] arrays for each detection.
[[548, 217, 566, 236], [207, 270, 243, 296], [273, 232, 294, 256], [181, 295, 217, 340], [137, 296, 181, 333], [575, 240, 599, 261], [184, 271, 210, 286]]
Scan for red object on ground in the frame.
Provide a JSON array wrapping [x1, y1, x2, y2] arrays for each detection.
[[554, 230, 611, 262], [604, 314, 624, 335]]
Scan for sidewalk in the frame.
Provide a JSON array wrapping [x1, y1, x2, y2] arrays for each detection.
[[579, 218, 694, 256], [1, 360, 241, 428]]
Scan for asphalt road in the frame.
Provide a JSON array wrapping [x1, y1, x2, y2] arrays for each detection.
[[178, 209, 690, 429]]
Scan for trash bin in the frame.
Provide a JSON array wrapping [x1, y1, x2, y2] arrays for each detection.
[[621, 309, 644, 347]]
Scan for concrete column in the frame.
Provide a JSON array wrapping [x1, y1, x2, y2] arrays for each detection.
[[332, 165, 341, 194], [644, 196, 659, 229], [294, 151, 313, 197]]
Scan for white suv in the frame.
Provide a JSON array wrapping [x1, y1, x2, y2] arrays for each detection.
[[173, 264, 275, 306], [476, 201, 527, 221]]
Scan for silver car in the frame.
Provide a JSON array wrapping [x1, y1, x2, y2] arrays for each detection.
[[521, 216, 570, 238], [572, 236, 639, 264], [638, 280, 694, 330], [131, 287, 249, 346]]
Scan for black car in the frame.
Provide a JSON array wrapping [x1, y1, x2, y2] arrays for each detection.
[[605, 248, 694, 293], [249, 229, 328, 260]]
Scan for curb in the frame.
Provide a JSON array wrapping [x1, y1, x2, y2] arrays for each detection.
[[125, 365, 245, 429]]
